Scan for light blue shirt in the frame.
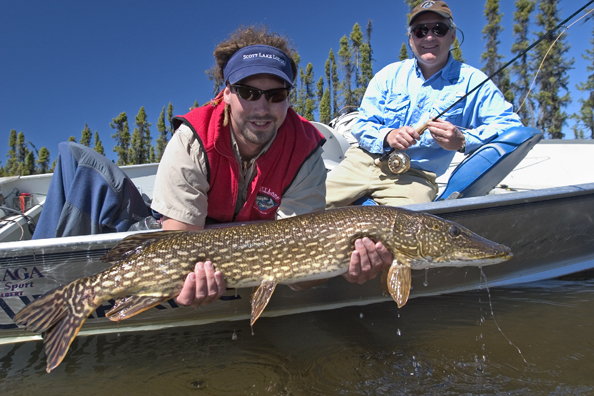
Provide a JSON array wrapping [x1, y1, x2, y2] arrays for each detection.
[[352, 55, 523, 176]]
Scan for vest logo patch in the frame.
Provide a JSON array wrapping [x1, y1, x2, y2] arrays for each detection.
[[255, 187, 280, 212]]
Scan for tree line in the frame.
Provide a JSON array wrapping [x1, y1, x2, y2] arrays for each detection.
[[1, 0, 593, 177]]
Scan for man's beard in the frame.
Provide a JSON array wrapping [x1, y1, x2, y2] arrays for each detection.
[[239, 115, 278, 146]]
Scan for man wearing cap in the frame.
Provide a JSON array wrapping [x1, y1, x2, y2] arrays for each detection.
[[151, 26, 393, 307], [325, 1, 523, 208]]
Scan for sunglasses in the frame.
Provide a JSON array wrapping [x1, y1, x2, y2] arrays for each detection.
[[410, 22, 451, 39], [229, 84, 291, 103]]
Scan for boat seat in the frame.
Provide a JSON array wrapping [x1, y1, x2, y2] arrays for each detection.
[[436, 126, 542, 200], [311, 121, 352, 171]]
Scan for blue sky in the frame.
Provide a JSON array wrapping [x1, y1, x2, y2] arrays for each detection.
[[1, 0, 592, 165]]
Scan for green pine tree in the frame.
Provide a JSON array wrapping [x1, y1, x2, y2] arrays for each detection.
[[23, 151, 35, 175], [167, 102, 174, 137], [531, 0, 574, 139], [451, 38, 465, 62], [303, 63, 317, 121], [481, 0, 513, 103], [290, 52, 302, 106], [94, 131, 105, 155], [511, 0, 536, 127], [129, 106, 152, 164], [36, 147, 51, 174], [329, 49, 340, 118], [156, 106, 168, 161], [319, 89, 332, 125], [399, 43, 409, 61], [350, 23, 364, 105], [5, 129, 17, 176], [80, 123, 92, 147], [110, 112, 131, 166], [338, 35, 354, 110], [572, 19, 594, 139], [16, 132, 28, 165]]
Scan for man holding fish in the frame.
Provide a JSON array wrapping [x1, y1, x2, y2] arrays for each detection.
[[150, 26, 394, 307]]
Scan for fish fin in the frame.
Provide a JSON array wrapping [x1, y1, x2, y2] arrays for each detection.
[[13, 285, 70, 334], [106, 295, 171, 321], [101, 230, 187, 263], [386, 261, 412, 308], [42, 307, 89, 373], [13, 283, 97, 373], [250, 280, 277, 327]]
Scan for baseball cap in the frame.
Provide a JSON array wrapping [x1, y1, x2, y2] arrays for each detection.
[[223, 44, 294, 87], [409, 1, 454, 25]]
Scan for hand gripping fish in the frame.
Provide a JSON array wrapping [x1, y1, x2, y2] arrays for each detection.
[[14, 206, 512, 372]]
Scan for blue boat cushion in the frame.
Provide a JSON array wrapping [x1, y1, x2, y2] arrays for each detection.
[[436, 126, 543, 200]]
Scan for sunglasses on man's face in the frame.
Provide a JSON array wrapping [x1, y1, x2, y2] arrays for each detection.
[[229, 84, 291, 103], [410, 22, 451, 39]]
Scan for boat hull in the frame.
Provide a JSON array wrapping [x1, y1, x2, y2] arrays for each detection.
[[2, 183, 593, 344]]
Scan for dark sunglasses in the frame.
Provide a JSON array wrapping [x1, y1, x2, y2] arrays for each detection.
[[229, 84, 291, 103], [410, 22, 451, 39]]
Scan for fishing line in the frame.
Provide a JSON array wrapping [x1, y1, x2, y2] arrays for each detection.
[[479, 268, 529, 365], [517, 6, 594, 114]]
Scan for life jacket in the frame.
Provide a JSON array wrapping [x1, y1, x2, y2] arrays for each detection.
[[172, 101, 325, 223]]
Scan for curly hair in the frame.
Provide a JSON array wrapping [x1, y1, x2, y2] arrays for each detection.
[[213, 25, 298, 86]]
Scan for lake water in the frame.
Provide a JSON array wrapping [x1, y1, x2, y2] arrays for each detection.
[[1, 273, 593, 395]]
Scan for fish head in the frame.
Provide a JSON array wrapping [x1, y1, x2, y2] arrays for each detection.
[[389, 209, 513, 270]]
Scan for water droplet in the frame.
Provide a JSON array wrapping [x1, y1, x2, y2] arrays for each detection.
[[397, 329, 401, 336], [359, 313, 364, 319], [232, 330, 238, 341], [190, 379, 204, 388], [423, 268, 429, 287]]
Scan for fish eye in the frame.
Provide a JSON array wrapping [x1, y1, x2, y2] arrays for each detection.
[[449, 225, 461, 237]]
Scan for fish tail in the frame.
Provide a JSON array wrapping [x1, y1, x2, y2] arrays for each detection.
[[13, 280, 99, 373]]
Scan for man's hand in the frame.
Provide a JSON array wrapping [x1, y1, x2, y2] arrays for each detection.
[[385, 126, 422, 150], [176, 261, 226, 307], [426, 119, 465, 151], [343, 237, 393, 284]]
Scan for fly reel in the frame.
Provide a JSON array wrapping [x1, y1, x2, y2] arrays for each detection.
[[387, 151, 411, 174]]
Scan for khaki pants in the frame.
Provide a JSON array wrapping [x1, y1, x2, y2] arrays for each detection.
[[326, 146, 438, 208]]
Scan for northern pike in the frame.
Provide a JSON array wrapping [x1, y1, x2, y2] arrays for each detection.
[[14, 206, 512, 372]]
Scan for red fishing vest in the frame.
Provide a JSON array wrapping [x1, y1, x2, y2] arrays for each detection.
[[173, 102, 325, 223]]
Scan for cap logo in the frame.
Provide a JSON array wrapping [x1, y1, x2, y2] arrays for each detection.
[[421, 1, 435, 8], [242, 52, 286, 66]]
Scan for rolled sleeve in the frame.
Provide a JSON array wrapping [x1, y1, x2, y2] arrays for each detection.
[[151, 125, 209, 227]]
